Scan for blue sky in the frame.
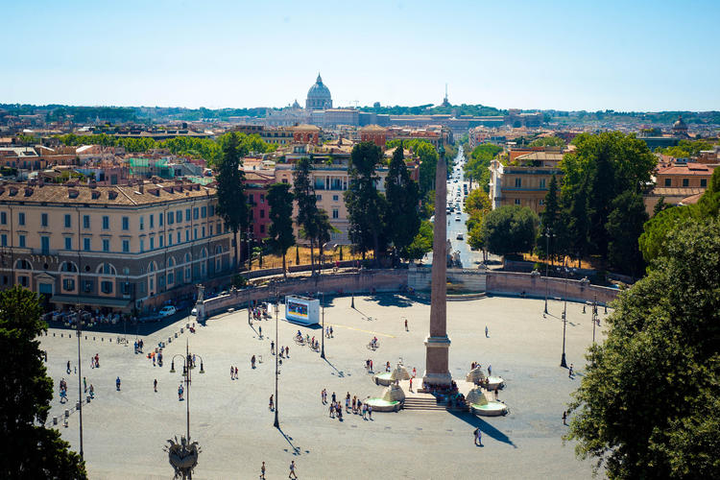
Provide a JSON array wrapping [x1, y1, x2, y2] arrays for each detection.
[[1, 0, 718, 111]]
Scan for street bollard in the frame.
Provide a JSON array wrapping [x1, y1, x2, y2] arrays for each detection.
[[174, 332, 178, 338], [87, 396, 91, 403], [53, 416, 58, 425], [64, 409, 70, 418]]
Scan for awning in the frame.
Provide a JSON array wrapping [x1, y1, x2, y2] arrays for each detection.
[[50, 295, 131, 309]]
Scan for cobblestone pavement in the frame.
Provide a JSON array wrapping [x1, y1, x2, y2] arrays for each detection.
[[42, 294, 609, 479]]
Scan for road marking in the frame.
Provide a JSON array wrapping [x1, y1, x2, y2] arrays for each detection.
[[330, 323, 396, 338]]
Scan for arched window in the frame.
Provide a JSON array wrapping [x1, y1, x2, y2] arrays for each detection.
[[148, 261, 157, 273], [15, 259, 32, 270], [168, 256, 176, 268], [184, 253, 192, 264], [215, 245, 223, 255], [201, 248, 208, 259], [96, 263, 116, 276], [59, 261, 78, 273]]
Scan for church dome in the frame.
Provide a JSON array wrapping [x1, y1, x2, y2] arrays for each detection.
[[306, 73, 332, 110], [672, 115, 688, 131]]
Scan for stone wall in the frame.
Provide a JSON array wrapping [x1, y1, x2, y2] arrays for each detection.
[[485, 271, 618, 306]]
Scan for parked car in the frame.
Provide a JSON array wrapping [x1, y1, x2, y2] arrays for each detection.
[[455, 216, 461, 221], [190, 307, 198, 317], [159, 305, 177, 317], [456, 233, 464, 240]]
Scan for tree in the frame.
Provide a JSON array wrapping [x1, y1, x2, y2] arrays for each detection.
[[652, 196, 669, 216], [536, 174, 560, 260], [480, 206, 538, 259], [384, 144, 421, 260], [464, 188, 491, 215], [566, 218, 720, 478], [605, 191, 648, 276], [267, 183, 295, 279], [314, 209, 338, 267], [293, 157, 319, 273], [529, 136, 565, 147], [345, 142, 388, 262], [405, 220, 433, 262], [0, 286, 87, 478], [464, 144, 502, 192], [215, 132, 249, 268]]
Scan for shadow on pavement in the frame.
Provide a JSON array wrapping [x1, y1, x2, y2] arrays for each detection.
[[47, 309, 195, 337], [276, 427, 309, 456], [323, 357, 345, 378], [367, 293, 415, 308], [448, 411, 517, 448]]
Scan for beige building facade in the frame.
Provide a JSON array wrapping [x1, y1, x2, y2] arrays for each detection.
[[489, 151, 564, 214], [0, 181, 232, 313]]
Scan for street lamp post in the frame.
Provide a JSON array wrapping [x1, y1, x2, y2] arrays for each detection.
[[592, 295, 598, 344], [273, 293, 280, 428], [560, 264, 571, 368], [543, 228, 553, 314], [319, 291, 325, 359], [76, 311, 84, 460], [170, 340, 205, 444]]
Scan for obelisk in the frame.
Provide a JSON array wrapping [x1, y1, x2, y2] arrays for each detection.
[[423, 142, 452, 388]]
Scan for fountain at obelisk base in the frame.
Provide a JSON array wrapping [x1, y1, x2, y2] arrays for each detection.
[[422, 142, 453, 388]]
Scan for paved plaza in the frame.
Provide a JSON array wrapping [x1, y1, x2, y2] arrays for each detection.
[[42, 293, 608, 479]]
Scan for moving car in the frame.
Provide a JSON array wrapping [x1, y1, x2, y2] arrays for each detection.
[[158, 305, 177, 317], [456, 233, 464, 240], [455, 215, 461, 221]]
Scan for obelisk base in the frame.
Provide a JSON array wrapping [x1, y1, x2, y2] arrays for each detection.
[[423, 336, 452, 387]]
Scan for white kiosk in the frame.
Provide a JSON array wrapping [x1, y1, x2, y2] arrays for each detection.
[[285, 295, 320, 326]]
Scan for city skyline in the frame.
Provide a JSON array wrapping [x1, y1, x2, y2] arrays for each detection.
[[2, 1, 720, 112]]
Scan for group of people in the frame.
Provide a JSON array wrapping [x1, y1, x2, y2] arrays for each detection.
[[271, 341, 291, 360], [146, 350, 162, 367], [322, 390, 373, 421], [229, 366, 239, 380], [90, 353, 100, 369], [325, 326, 334, 338], [369, 336, 379, 350], [134, 339, 144, 354]]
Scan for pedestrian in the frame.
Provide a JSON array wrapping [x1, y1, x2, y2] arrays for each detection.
[[331, 391, 336, 403], [352, 396, 357, 413], [83, 376, 87, 393], [178, 384, 184, 401], [329, 326, 333, 337], [269, 394, 274, 411], [271, 341, 275, 354], [67, 360, 71, 374], [488, 364, 492, 377], [259, 326, 262, 338], [370, 359, 373, 372], [569, 363, 574, 378], [235, 366, 238, 379], [286, 346, 289, 358], [409, 377, 413, 391], [362, 403, 367, 419], [494, 385, 499, 400], [474, 427, 483, 446], [485, 325, 489, 338], [230, 365, 234, 380], [251, 355, 256, 369], [90, 355, 95, 369], [329, 403, 335, 418], [562, 411, 567, 425], [280, 346, 284, 358], [368, 404, 372, 420], [89, 384, 94, 398], [260, 461, 266, 479], [405, 318, 408, 331], [116, 376, 121, 391], [154, 379, 158, 392], [321, 388, 327, 404], [289, 460, 297, 479], [412, 367, 416, 378]]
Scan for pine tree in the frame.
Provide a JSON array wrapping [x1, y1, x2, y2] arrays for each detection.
[[267, 183, 295, 279], [293, 157, 319, 273], [384, 144, 421, 260], [215, 132, 248, 268]]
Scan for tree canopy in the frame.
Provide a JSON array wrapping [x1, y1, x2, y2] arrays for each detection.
[[567, 218, 720, 478], [480, 205, 538, 258], [463, 144, 502, 192], [215, 132, 248, 267], [529, 136, 566, 147], [267, 182, 295, 277], [656, 139, 716, 158], [384, 145, 421, 260], [0, 286, 87, 478]]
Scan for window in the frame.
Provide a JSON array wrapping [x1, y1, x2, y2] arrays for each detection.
[[139, 216, 144, 231], [18, 212, 25, 226], [101, 281, 113, 294], [41, 213, 48, 227], [19, 234, 26, 248], [701, 179, 707, 187], [176, 210, 182, 223], [64, 214, 71, 228], [168, 272, 174, 284], [539, 199, 545, 206], [159, 212, 164, 226], [209, 205, 215, 217], [84, 238, 91, 251], [248, 194, 254, 204], [193, 208, 199, 220], [83, 215, 90, 229], [514, 178, 522, 188], [63, 278, 75, 291], [260, 210, 265, 218], [332, 209, 339, 219], [260, 224, 265, 234], [19, 276, 29, 287], [150, 237, 155, 250], [42, 236, 50, 253], [682, 178, 689, 187], [122, 240, 130, 253], [316, 194, 322, 201], [193, 228, 197, 240], [209, 224, 213, 236], [514, 199, 521, 205], [103, 216, 110, 229], [0, 234, 6, 247], [0, 212, 6, 225], [121, 282, 131, 295], [83, 280, 93, 293], [201, 226, 205, 238], [539, 179, 546, 189], [186, 230, 190, 242], [64, 237, 72, 250], [201, 206, 207, 218], [103, 239, 110, 252], [333, 195, 339, 201], [185, 209, 191, 221], [159, 235, 164, 248], [140, 239, 145, 252], [168, 233, 172, 246], [149, 214, 154, 229], [177, 232, 181, 243], [664, 178, 672, 187]]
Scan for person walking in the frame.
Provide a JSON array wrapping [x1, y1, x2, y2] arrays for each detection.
[[485, 325, 489, 338], [178, 384, 184, 401], [116, 376, 121, 391], [488, 364, 492, 377], [230, 365, 234, 380], [289, 460, 297, 479], [474, 427, 483, 446], [286, 346, 290, 358], [562, 411, 567, 425], [235, 366, 238, 379], [154, 379, 158, 392], [67, 360, 71, 374], [404, 318, 408, 331], [251, 355, 256, 369], [271, 341, 275, 355], [83, 376, 87, 393], [409, 377, 413, 391], [269, 394, 274, 411], [368, 404, 373, 420], [259, 325, 262, 338], [568, 363, 574, 378], [260, 461, 266, 479]]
